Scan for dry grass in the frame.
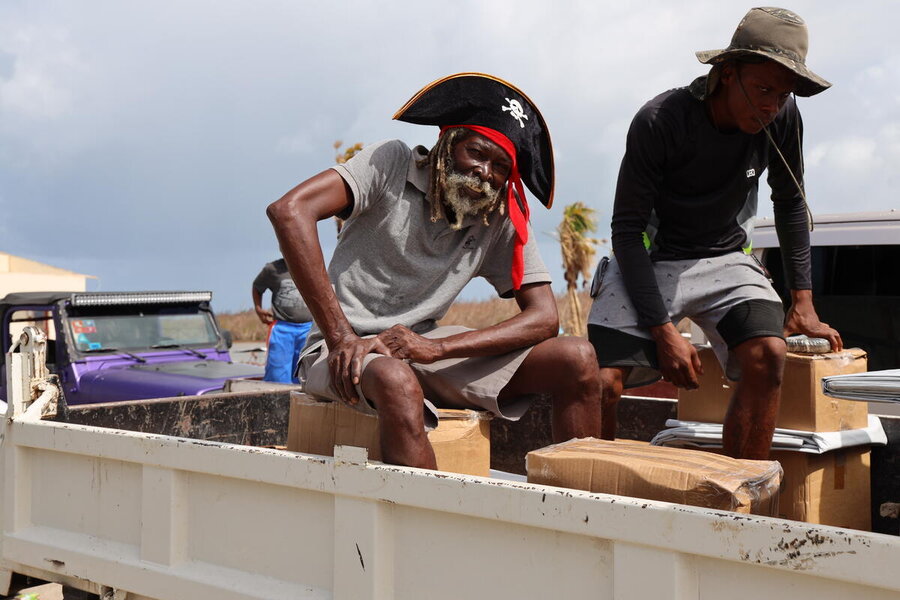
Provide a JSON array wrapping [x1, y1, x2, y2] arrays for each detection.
[[217, 311, 269, 343], [220, 290, 593, 343]]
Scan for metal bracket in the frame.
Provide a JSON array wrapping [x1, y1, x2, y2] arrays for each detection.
[[6, 326, 59, 420]]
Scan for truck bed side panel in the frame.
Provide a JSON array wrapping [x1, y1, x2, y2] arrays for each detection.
[[3, 418, 900, 600]]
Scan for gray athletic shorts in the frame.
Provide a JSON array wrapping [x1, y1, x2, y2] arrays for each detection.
[[296, 325, 537, 429], [587, 252, 785, 387]]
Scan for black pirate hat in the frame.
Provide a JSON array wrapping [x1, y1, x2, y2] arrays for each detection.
[[393, 72, 555, 208]]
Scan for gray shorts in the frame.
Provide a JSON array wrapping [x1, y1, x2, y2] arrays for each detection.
[[297, 325, 537, 429], [587, 252, 784, 387]]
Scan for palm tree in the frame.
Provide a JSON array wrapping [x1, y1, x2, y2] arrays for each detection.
[[557, 202, 599, 336], [334, 140, 364, 165]]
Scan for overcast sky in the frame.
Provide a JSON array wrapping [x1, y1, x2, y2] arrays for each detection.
[[1, 1, 897, 312]]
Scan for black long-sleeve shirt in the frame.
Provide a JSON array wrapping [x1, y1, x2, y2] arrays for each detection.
[[611, 76, 811, 327]]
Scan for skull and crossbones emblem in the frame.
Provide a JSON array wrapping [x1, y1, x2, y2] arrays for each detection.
[[502, 98, 528, 128]]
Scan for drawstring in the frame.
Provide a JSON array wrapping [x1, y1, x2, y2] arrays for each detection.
[[737, 74, 814, 231], [759, 110, 815, 232]]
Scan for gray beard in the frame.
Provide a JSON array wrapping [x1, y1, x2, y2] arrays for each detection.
[[442, 172, 501, 230]]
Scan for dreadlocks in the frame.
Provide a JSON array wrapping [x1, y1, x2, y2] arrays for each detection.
[[417, 127, 507, 228]]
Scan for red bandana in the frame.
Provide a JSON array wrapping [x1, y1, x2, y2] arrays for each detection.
[[440, 125, 530, 290]]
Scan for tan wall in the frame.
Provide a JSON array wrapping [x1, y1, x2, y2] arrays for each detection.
[[0, 253, 85, 276], [0, 273, 87, 297], [0, 252, 92, 297]]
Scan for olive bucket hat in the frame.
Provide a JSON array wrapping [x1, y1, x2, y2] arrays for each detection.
[[695, 7, 831, 97]]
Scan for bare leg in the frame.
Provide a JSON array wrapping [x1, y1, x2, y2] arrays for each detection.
[[598, 366, 629, 440], [497, 337, 601, 443], [722, 336, 786, 460], [360, 357, 437, 469]]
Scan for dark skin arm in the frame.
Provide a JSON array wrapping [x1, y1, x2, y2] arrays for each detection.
[[267, 169, 393, 405], [784, 289, 843, 351], [651, 322, 703, 389], [379, 282, 559, 363], [252, 288, 274, 325]]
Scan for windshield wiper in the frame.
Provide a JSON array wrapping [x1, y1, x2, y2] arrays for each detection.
[[150, 343, 208, 359], [80, 348, 147, 363]]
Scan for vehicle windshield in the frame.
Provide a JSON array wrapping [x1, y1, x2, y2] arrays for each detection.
[[67, 305, 219, 353]]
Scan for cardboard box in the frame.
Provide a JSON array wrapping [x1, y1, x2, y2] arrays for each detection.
[[678, 346, 868, 432], [526, 438, 782, 515], [773, 447, 871, 530], [286, 393, 491, 476]]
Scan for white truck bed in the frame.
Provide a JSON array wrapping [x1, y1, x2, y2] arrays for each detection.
[[3, 417, 900, 600], [2, 328, 899, 599]]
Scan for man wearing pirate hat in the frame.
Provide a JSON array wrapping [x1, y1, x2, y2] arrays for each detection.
[[588, 7, 841, 459], [269, 73, 601, 469]]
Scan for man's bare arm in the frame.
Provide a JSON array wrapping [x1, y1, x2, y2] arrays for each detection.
[[649, 322, 703, 389], [380, 281, 559, 363], [266, 170, 391, 403], [784, 289, 843, 351], [252, 288, 273, 325]]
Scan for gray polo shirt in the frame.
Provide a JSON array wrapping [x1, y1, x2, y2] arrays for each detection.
[[306, 139, 550, 347]]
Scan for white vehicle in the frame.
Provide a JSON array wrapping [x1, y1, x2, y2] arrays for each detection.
[[752, 209, 900, 370], [1, 327, 899, 600]]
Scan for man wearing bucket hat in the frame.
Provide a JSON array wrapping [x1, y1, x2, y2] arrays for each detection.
[[268, 73, 601, 469], [587, 7, 841, 459]]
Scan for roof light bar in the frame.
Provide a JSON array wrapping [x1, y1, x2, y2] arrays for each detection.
[[70, 291, 213, 307]]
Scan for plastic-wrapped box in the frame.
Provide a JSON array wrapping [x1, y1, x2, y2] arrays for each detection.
[[526, 439, 782, 515]]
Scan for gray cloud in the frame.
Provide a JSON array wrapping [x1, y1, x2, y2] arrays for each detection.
[[0, 0, 897, 311]]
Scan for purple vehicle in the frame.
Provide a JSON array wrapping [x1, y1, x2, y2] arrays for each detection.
[[0, 291, 263, 405]]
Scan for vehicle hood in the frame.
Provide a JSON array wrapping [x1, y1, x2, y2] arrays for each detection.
[[72, 360, 264, 405]]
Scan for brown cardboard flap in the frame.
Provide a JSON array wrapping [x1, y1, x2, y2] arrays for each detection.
[[526, 439, 782, 515]]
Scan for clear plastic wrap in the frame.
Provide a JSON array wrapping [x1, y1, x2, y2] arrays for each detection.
[[786, 334, 832, 354], [526, 438, 782, 515]]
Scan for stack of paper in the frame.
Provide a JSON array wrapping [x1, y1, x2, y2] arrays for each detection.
[[822, 369, 900, 403], [650, 414, 887, 454]]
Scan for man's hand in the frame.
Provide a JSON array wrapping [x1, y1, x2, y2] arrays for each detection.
[[255, 306, 274, 325], [378, 325, 446, 364], [651, 322, 703, 389], [327, 333, 393, 405], [784, 289, 843, 351]]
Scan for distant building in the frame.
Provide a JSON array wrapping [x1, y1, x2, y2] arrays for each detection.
[[0, 252, 95, 298]]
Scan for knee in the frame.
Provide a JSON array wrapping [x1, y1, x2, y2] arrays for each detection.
[[598, 368, 624, 406], [362, 359, 423, 416], [546, 338, 602, 393], [740, 337, 786, 386], [530, 337, 597, 378], [556, 337, 600, 378]]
